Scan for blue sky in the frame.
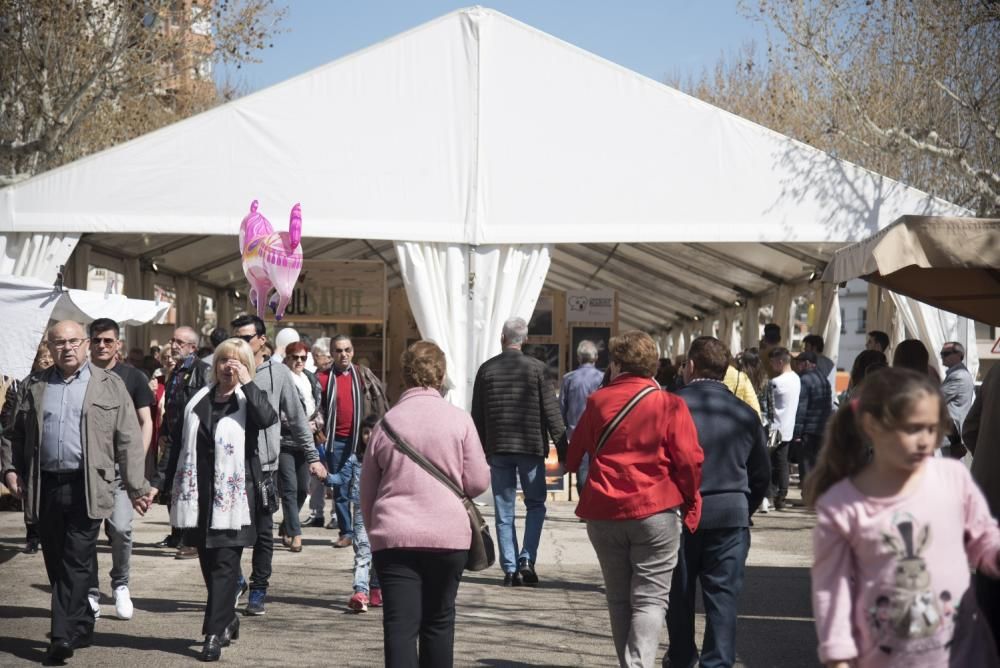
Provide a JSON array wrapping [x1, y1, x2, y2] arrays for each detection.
[[220, 1, 769, 94]]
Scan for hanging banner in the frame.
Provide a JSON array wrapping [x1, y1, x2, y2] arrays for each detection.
[[566, 289, 615, 323], [283, 259, 386, 323]]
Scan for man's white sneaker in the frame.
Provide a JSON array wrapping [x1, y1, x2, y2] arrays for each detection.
[[114, 585, 134, 620], [88, 593, 101, 619], [759, 498, 771, 514]]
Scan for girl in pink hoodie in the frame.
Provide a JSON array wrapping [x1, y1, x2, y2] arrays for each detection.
[[806, 367, 1000, 667]]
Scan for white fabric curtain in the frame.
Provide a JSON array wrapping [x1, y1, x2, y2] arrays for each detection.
[[0, 275, 62, 379], [0, 232, 78, 284], [867, 285, 904, 347], [889, 293, 979, 379], [394, 241, 551, 409]]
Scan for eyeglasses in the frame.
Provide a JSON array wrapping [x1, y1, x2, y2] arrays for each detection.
[[49, 338, 86, 350], [288, 354, 308, 361], [333, 348, 353, 355], [169, 338, 197, 347], [940, 350, 957, 358], [237, 334, 258, 343], [90, 337, 117, 346]]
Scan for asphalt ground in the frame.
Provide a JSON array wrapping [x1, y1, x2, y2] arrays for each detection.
[[0, 492, 819, 667]]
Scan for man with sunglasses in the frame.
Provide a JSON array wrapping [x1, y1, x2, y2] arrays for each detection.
[[1, 320, 152, 662], [939, 341, 974, 459], [85, 318, 155, 621], [148, 325, 210, 559], [231, 314, 326, 616], [323, 334, 388, 550]]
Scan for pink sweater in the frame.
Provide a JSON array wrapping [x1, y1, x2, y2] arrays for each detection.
[[812, 458, 1000, 667], [360, 387, 490, 552]]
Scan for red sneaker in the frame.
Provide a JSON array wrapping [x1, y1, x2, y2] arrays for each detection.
[[369, 588, 383, 607], [348, 591, 369, 613]]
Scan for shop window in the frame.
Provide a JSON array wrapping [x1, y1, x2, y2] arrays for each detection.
[[87, 265, 124, 294], [197, 294, 217, 339], [154, 284, 177, 325]]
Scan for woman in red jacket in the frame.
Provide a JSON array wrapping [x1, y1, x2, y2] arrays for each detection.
[[567, 330, 703, 668]]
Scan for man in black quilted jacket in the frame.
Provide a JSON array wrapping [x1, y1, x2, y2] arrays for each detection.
[[472, 317, 566, 588]]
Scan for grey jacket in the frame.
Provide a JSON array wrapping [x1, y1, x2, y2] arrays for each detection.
[[941, 362, 974, 445], [1, 366, 150, 523], [253, 358, 318, 471]]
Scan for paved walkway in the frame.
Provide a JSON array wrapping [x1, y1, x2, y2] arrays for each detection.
[[0, 496, 819, 666]]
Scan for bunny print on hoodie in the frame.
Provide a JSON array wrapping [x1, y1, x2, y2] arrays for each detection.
[[812, 458, 1000, 667]]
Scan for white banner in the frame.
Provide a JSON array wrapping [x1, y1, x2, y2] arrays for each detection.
[[566, 289, 615, 323]]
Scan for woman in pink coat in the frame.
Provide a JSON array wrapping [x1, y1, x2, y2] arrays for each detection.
[[361, 340, 490, 668]]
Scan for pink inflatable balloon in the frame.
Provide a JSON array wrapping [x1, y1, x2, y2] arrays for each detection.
[[238, 200, 303, 321]]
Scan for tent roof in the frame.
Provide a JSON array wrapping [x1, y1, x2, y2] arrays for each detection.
[[0, 7, 966, 244], [822, 216, 1000, 325]]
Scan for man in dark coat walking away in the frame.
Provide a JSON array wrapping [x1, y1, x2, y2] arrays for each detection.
[[472, 317, 566, 587], [666, 336, 770, 668]]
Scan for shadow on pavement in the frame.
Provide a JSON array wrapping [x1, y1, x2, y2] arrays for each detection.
[[0, 605, 50, 620], [128, 596, 203, 614], [0, 636, 47, 663], [91, 631, 200, 659]]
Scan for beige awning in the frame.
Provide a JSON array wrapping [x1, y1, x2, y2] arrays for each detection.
[[822, 216, 1000, 325]]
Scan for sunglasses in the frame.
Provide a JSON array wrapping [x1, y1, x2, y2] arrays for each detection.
[[288, 354, 308, 361], [90, 337, 117, 346], [237, 334, 258, 343]]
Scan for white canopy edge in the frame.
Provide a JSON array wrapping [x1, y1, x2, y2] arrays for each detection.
[[822, 216, 1000, 284], [51, 289, 172, 327]]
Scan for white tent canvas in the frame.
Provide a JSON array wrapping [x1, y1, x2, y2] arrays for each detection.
[[0, 7, 965, 244]]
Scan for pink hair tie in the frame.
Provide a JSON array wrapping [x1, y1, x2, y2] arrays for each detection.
[[850, 398, 860, 413]]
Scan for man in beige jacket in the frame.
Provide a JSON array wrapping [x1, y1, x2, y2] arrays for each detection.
[[1, 321, 153, 663]]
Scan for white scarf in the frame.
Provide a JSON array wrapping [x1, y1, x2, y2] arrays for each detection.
[[170, 385, 252, 531]]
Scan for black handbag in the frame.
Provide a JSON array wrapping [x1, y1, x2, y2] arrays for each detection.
[[380, 419, 495, 572]]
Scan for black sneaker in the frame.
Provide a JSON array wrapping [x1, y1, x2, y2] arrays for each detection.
[[245, 588, 266, 616], [518, 558, 539, 587], [302, 513, 324, 528], [23, 538, 39, 554], [502, 572, 522, 587]]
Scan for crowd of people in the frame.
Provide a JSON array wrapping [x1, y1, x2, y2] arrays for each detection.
[[2, 311, 1000, 667]]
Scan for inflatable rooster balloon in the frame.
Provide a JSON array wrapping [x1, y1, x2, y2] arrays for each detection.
[[238, 200, 303, 321]]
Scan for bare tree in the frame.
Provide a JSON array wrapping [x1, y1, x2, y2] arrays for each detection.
[[686, 1, 999, 215], [0, 0, 286, 185]]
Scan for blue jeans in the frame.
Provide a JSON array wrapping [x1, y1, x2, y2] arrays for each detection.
[[326, 438, 353, 538], [666, 527, 751, 668], [489, 453, 547, 574], [349, 463, 378, 594]]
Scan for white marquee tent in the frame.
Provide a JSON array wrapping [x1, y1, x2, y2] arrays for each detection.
[[0, 7, 969, 406]]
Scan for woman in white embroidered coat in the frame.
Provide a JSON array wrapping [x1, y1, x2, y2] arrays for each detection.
[[169, 338, 277, 662]]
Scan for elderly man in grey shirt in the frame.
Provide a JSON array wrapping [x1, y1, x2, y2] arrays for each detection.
[[939, 341, 975, 459], [559, 340, 604, 494], [2, 320, 151, 663]]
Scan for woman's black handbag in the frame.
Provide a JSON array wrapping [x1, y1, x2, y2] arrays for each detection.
[[380, 420, 495, 572]]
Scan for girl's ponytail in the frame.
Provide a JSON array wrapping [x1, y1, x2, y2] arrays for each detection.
[[803, 401, 869, 507]]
